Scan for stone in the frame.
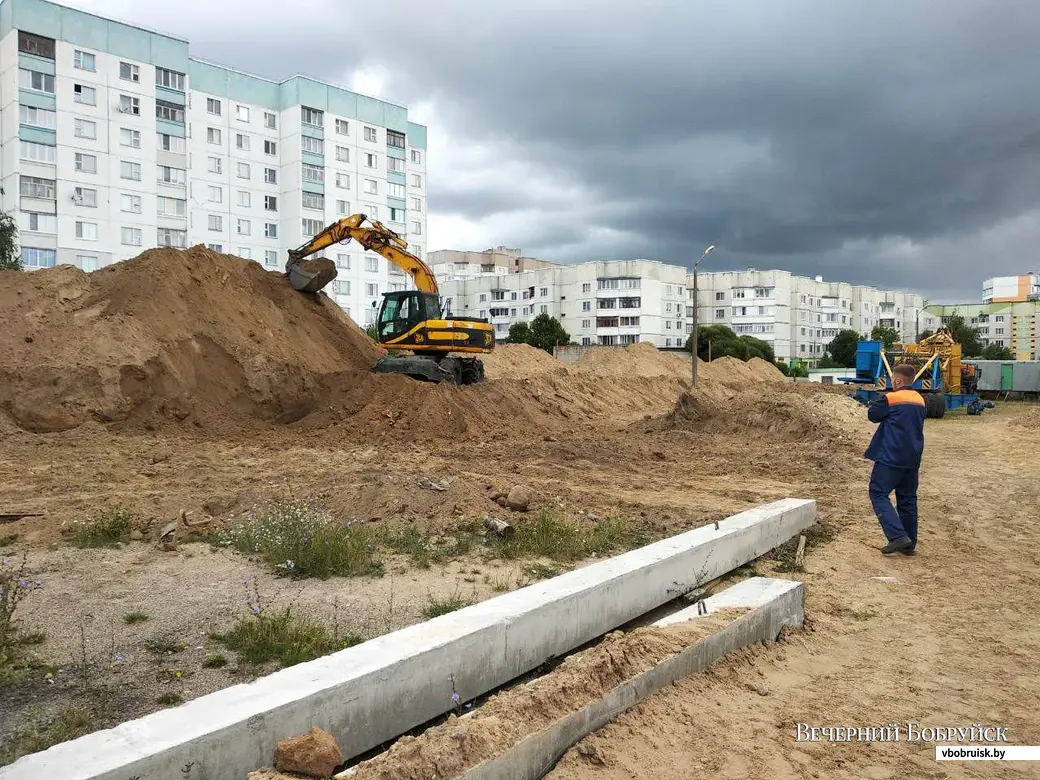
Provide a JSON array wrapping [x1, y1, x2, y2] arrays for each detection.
[[274, 727, 343, 778], [130, 528, 144, 541], [505, 485, 533, 512]]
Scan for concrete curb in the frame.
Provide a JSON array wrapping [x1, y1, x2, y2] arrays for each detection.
[[457, 577, 805, 780], [0, 499, 814, 780]]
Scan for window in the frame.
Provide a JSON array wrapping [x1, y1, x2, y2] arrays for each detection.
[[302, 136, 324, 154], [75, 221, 98, 240], [540, 287, 549, 297], [209, 244, 224, 253], [336, 199, 350, 215], [413, 245, 422, 258], [120, 161, 142, 181], [73, 187, 97, 207], [365, 256, 378, 273], [20, 105, 56, 129], [335, 119, 349, 135], [120, 128, 141, 148], [156, 100, 184, 123], [207, 98, 222, 115], [208, 215, 223, 231], [20, 212, 57, 233], [157, 228, 187, 248], [302, 192, 324, 210], [364, 153, 377, 168], [301, 106, 324, 126], [301, 163, 324, 183], [236, 133, 250, 151], [158, 166, 187, 186], [236, 105, 250, 122], [157, 132, 186, 153], [206, 185, 222, 203], [364, 179, 378, 194], [208, 156, 222, 174], [237, 219, 251, 236], [582, 301, 592, 311], [264, 140, 277, 155], [715, 292, 725, 300], [264, 167, 277, 184], [335, 146, 350, 162], [208, 127, 222, 145], [157, 196, 186, 217], [121, 227, 143, 246], [411, 149, 422, 164], [74, 49, 96, 71], [155, 67, 185, 91], [411, 221, 422, 235], [264, 111, 277, 129], [21, 247, 57, 268], [237, 248, 252, 259], [119, 95, 140, 115], [74, 152, 97, 173], [365, 204, 379, 218], [264, 222, 278, 238], [120, 193, 142, 213], [76, 255, 99, 271], [20, 69, 55, 93], [20, 140, 56, 163], [264, 195, 278, 211], [411, 197, 422, 212], [364, 126, 377, 142], [366, 283, 378, 297], [336, 173, 350, 189], [411, 174, 422, 188], [715, 308, 725, 318], [336, 254, 351, 270], [389, 207, 404, 223], [237, 190, 251, 207], [74, 84, 96, 105], [119, 62, 140, 82], [302, 218, 324, 236], [237, 162, 250, 179], [265, 250, 279, 265], [387, 157, 406, 173], [19, 30, 55, 57], [21, 176, 56, 198]]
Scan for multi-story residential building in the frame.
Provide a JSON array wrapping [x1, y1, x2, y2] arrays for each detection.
[[440, 259, 689, 347], [689, 269, 935, 364], [925, 302, 1039, 360], [982, 273, 1040, 304], [430, 246, 559, 283], [0, 0, 427, 324]]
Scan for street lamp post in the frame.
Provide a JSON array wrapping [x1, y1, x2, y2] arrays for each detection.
[[916, 298, 929, 342], [691, 245, 716, 387]]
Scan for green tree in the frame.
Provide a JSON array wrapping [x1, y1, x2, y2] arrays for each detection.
[[870, 325, 900, 348], [943, 314, 984, 357], [365, 324, 379, 342], [0, 209, 19, 271], [507, 321, 532, 345], [827, 329, 861, 367], [528, 313, 570, 354], [979, 343, 1014, 360], [739, 335, 775, 363], [684, 325, 748, 361], [775, 361, 791, 376], [817, 352, 840, 369], [918, 329, 934, 341]]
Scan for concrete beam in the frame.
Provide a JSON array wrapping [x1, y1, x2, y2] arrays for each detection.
[[0, 499, 814, 780], [457, 577, 805, 780]]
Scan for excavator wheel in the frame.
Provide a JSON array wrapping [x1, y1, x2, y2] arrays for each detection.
[[460, 359, 484, 385]]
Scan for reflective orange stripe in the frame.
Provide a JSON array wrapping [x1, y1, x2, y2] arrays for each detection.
[[887, 389, 926, 406]]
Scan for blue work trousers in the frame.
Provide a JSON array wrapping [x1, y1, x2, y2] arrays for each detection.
[[868, 462, 919, 545]]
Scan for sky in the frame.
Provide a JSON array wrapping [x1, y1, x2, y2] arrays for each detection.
[[73, 0, 1040, 302]]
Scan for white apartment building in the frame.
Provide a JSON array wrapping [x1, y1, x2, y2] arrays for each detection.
[[982, 273, 1040, 303], [0, 0, 427, 323], [689, 269, 936, 364], [430, 246, 559, 283], [440, 260, 689, 347]]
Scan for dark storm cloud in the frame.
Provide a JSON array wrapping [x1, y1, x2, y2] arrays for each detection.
[[86, 0, 1040, 299]]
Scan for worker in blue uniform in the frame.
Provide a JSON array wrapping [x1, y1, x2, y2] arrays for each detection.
[[864, 364, 927, 555]]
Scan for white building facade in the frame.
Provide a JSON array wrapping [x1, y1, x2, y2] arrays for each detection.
[[0, 0, 427, 323], [689, 269, 936, 364], [441, 260, 689, 347]]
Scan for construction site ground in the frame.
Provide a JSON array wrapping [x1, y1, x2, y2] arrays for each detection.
[[1, 249, 1039, 778]]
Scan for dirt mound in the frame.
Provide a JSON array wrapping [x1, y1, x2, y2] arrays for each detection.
[[480, 343, 563, 380], [746, 356, 787, 384], [1010, 407, 1040, 429], [0, 247, 382, 433], [573, 342, 695, 380]]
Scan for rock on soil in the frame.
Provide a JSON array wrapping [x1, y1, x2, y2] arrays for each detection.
[[273, 727, 344, 778], [504, 485, 533, 512]]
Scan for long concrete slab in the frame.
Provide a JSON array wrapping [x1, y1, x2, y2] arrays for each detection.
[[0, 499, 814, 780], [457, 577, 805, 780]]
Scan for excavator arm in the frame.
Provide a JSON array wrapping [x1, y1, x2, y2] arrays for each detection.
[[285, 214, 438, 295]]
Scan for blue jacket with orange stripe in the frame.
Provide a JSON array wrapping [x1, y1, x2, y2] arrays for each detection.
[[864, 389, 926, 470]]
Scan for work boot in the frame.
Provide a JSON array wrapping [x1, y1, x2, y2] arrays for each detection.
[[881, 536, 912, 554], [901, 547, 917, 556]]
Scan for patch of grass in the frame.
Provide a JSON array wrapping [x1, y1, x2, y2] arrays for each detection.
[[0, 707, 98, 767], [421, 591, 473, 619], [484, 573, 513, 592], [202, 653, 228, 669], [122, 611, 149, 625], [144, 634, 187, 656], [0, 534, 18, 548], [157, 692, 184, 706], [214, 608, 364, 668], [379, 523, 482, 569], [213, 499, 383, 579], [68, 505, 134, 548], [15, 631, 45, 646], [491, 511, 651, 563], [1, 554, 43, 679], [524, 562, 566, 580]]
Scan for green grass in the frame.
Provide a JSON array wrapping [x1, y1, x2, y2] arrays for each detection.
[[0, 534, 17, 548], [122, 612, 149, 625], [68, 506, 134, 548], [157, 692, 184, 706], [202, 653, 228, 669], [492, 511, 651, 563], [144, 634, 187, 656], [421, 591, 473, 619], [214, 608, 364, 668], [214, 499, 383, 579], [378, 523, 481, 569], [0, 708, 100, 767]]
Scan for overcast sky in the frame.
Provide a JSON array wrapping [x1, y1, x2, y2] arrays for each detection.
[[77, 0, 1040, 301]]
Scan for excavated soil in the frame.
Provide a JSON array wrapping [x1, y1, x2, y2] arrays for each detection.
[[480, 343, 563, 380]]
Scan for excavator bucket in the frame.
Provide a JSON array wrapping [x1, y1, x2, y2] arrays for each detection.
[[287, 257, 337, 294]]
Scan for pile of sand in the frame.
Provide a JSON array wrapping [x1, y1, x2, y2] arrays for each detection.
[[1010, 407, 1040, 430], [480, 343, 563, 380], [0, 247, 381, 433], [573, 341, 696, 380]]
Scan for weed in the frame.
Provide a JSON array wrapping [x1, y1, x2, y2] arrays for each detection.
[[485, 572, 513, 592], [422, 589, 472, 619], [525, 562, 566, 580], [144, 634, 187, 656], [122, 612, 149, 625], [492, 511, 650, 562], [379, 523, 482, 569], [0, 554, 43, 677], [0, 707, 99, 767], [214, 498, 383, 579], [202, 653, 228, 668], [0, 534, 17, 547], [68, 505, 135, 548], [157, 692, 184, 706]]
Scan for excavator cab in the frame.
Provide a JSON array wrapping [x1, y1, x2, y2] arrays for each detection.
[[376, 291, 442, 342]]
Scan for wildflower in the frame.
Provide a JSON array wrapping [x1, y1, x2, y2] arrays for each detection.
[[451, 691, 461, 704], [114, 653, 125, 662]]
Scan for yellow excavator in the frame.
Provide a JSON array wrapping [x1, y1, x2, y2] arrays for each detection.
[[285, 214, 494, 385]]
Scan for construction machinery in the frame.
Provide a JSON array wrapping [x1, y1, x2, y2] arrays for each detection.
[[285, 214, 494, 385], [842, 328, 990, 417]]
